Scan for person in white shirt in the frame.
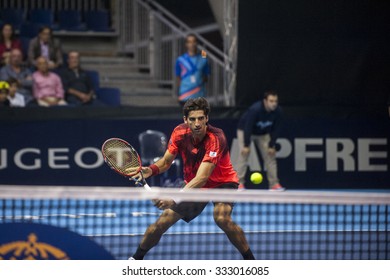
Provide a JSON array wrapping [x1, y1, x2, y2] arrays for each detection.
[[7, 77, 25, 107]]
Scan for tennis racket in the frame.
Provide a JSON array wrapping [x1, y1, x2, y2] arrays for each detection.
[[101, 138, 151, 190]]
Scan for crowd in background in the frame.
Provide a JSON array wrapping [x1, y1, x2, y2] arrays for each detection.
[[0, 23, 101, 107]]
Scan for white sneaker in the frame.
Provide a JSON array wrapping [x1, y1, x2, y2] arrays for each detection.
[[128, 257, 135, 260]]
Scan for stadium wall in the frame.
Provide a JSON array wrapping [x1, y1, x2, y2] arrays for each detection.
[[0, 116, 388, 189]]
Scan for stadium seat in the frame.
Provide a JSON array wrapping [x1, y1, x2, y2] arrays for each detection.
[[19, 37, 30, 59], [95, 87, 121, 106], [58, 10, 86, 31], [30, 9, 55, 28], [19, 22, 40, 38], [0, 9, 24, 30], [85, 70, 100, 92], [85, 10, 113, 32], [85, 70, 120, 106]]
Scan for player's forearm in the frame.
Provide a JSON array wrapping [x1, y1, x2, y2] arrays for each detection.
[[68, 88, 86, 98], [183, 176, 208, 189], [153, 157, 172, 174], [243, 128, 252, 147]]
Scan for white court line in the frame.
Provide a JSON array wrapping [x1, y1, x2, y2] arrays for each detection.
[[87, 228, 389, 237], [131, 212, 160, 217], [0, 212, 118, 220], [0, 211, 160, 220]]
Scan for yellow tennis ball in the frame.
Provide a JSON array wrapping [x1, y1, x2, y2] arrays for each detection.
[[250, 172, 263, 184]]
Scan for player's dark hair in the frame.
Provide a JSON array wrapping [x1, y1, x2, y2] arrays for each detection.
[[264, 90, 278, 99], [186, 33, 197, 43], [183, 97, 210, 118]]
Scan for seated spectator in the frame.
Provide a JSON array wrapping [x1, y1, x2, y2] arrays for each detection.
[[0, 24, 22, 66], [60, 51, 102, 106], [0, 81, 10, 107], [7, 77, 25, 107], [0, 48, 33, 100], [28, 26, 63, 70], [32, 57, 66, 107]]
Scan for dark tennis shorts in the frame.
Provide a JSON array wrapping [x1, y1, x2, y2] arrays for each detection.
[[170, 183, 239, 223]]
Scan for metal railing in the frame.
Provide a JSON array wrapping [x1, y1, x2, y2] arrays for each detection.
[[118, 0, 236, 106]]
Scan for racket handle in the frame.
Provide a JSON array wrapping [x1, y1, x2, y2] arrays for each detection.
[[129, 177, 151, 190], [143, 182, 152, 191]]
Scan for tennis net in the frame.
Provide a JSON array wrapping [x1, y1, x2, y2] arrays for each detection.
[[0, 185, 389, 260]]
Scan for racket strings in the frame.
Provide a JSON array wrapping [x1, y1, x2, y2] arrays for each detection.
[[102, 140, 140, 175]]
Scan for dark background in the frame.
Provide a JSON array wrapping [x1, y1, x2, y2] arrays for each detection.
[[236, 0, 390, 112]]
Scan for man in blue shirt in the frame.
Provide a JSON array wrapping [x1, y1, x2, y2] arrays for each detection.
[[0, 49, 33, 103], [236, 91, 284, 191], [175, 34, 210, 104]]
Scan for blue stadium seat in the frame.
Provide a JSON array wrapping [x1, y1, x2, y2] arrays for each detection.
[[96, 87, 121, 106], [30, 9, 54, 27], [0, 9, 24, 29], [19, 22, 40, 38], [58, 10, 86, 31], [85, 70, 100, 92], [85, 10, 113, 32], [19, 37, 30, 59]]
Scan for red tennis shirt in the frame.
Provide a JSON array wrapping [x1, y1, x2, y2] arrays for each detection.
[[167, 123, 239, 188]]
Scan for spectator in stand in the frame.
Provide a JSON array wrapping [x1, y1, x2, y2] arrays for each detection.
[[0, 48, 33, 101], [32, 57, 66, 107], [0, 24, 22, 66], [28, 26, 63, 70], [0, 81, 10, 107], [60, 51, 102, 106], [7, 77, 25, 107]]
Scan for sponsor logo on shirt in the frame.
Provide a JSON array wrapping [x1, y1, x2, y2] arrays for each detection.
[[256, 121, 273, 129], [209, 151, 217, 158]]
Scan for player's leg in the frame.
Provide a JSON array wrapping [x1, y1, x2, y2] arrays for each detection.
[[132, 209, 182, 259], [236, 129, 250, 185], [213, 202, 255, 260], [257, 134, 281, 189]]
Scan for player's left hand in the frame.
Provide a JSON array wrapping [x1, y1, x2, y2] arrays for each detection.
[[153, 199, 175, 210]]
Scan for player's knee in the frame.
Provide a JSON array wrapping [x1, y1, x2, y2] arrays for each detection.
[[213, 215, 231, 229]]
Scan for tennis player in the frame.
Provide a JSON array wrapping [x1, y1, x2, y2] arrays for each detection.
[[129, 97, 255, 260]]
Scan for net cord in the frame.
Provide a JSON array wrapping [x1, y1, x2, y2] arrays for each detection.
[[0, 185, 389, 205]]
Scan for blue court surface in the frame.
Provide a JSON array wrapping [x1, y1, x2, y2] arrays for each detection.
[[1, 192, 389, 260]]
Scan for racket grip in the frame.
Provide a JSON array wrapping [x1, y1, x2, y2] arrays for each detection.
[[143, 183, 152, 191]]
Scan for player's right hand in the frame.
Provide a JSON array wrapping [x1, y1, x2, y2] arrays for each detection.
[[241, 147, 250, 157], [139, 167, 152, 179], [126, 166, 152, 180]]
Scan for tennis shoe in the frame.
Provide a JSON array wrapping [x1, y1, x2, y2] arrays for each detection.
[[269, 183, 285, 192], [238, 183, 246, 191]]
